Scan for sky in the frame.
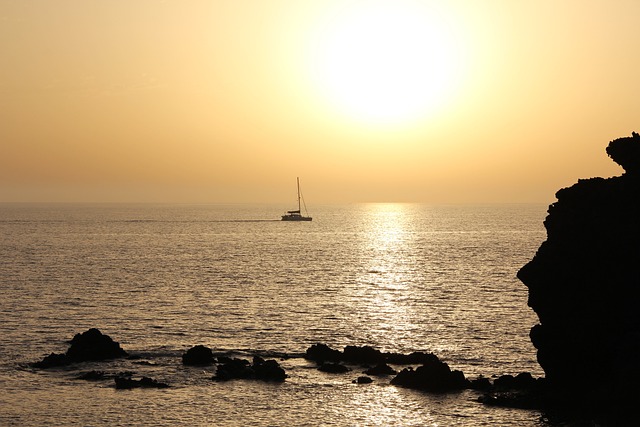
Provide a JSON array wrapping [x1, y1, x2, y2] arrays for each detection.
[[1, 0, 638, 204]]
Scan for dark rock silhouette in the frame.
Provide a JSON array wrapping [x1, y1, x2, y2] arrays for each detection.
[[214, 358, 252, 380], [390, 358, 468, 392], [353, 376, 373, 384], [304, 344, 440, 367], [32, 328, 128, 368], [478, 374, 546, 410], [114, 376, 169, 389], [182, 345, 215, 366], [214, 356, 286, 382], [32, 352, 69, 369], [518, 133, 640, 412], [606, 132, 640, 174], [342, 345, 384, 364], [364, 363, 397, 376], [304, 343, 342, 363], [66, 328, 128, 361], [468, 376, 491, 391], [492, 372, 537, 391], [251, 356, 287, 382], [318, 362, 350, 374]]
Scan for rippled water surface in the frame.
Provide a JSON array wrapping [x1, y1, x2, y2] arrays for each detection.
[[0, 203, 549, 426]]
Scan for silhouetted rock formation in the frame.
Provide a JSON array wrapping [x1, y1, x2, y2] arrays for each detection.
[[606, 132, 640, 174], [342, 345, 385, 364], [66, 328, 128, 361], [518, 133, 640, 410], [214, 356, 286, 382], [477, 373, 546, 410], [353, 376, 373, 384], [304, 344, 440, 366], [182, 345, 215, 366], [391, 359, 468, 392], [32, 352, 69, 369], [304, 343, 342, 363], [364, 363, 397, 376], [32, 328, 128, 368]]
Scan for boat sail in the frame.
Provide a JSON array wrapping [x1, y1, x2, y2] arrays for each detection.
[[281, 177, 312, 221]]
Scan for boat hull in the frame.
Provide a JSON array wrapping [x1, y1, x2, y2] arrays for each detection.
[[281, 215, 312, 221]]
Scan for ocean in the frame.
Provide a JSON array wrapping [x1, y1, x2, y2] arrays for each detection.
[[0, 203, 549, 426]]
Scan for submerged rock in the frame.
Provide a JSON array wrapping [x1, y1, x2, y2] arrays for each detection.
[[353, 376, 373, 384], [318, 362, 350, 374], [364, 363, 397, 376], [75, 370, 108, 381], [518, 133, 640, 410], [31, 352, 69, 369], [114, 376, 169, 389], [182, 345, 215, 366]]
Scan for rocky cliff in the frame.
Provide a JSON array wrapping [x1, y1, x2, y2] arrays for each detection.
[[518, 133, 640, 404]]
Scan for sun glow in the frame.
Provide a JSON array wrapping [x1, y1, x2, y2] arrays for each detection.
[[310, 1, 466, 125]]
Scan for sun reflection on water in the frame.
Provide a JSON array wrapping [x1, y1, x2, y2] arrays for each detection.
[[350, 203, 422, 351]]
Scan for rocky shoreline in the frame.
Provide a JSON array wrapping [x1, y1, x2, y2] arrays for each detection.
[[29, 328, 541, 404]]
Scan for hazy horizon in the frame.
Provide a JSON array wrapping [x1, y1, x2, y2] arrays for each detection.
[[1, 0, 634, 204]]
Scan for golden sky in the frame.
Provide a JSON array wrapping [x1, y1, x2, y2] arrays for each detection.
[[1, 0, 637, 203]]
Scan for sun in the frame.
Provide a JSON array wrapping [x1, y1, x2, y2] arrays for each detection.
[[310, 1, 466, 126]]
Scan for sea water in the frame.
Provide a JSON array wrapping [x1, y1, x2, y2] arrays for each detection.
[[0, 203, 549, 426]]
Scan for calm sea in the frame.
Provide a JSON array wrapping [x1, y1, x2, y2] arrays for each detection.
[[0, 203, 549, 426]]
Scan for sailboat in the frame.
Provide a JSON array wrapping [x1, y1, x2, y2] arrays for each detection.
[[281, 177, 312, 221]]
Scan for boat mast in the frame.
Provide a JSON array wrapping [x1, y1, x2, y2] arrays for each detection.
[[297, 177, 301, 212]]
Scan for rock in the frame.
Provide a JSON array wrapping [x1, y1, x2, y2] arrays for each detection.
[[479, 390, 544, 410], [493, 372, 537, 390], [304, 343, 342, 363], [252, 357, 287, 382], [318, 362, 350, 374], [114, 376, 169, 389], [606, 133, 640, 174], [214, 356, 286, 382], [390, 357, 468, 392], [215, 358, 253, 381], [342, 345, 384, 364], [66, 328, 128, 362], [31, 329, 127, 368], [469, 376, 491, 391], [305, 343, 439, 366], [364, 363, 397, 376], [353, 376, 373, 384], [518, 134, 640, 408], [182, 345, 215, 366], [31, 352, 69, 369], [76, 370, 108, 381]]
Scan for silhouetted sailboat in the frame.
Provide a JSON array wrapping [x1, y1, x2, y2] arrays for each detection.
[[281, 177, 312, 221]]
